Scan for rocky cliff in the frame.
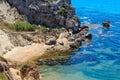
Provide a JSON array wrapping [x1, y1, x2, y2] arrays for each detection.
[[3, 0, 80, 31]]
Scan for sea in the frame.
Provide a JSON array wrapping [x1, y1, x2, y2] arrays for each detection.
[[39, 0, 120, 80]]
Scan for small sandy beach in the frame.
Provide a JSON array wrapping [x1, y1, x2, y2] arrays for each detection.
[[3, 43, 52, 62]]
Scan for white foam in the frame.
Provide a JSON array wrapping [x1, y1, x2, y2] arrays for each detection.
[[81, 16, 88, 19]]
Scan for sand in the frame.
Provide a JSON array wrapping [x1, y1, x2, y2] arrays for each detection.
[[3, 33, 70, 62], [3, 43, 52, 62]]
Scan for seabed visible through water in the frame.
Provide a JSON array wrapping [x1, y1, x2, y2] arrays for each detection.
[[39, 0, 120, 80]]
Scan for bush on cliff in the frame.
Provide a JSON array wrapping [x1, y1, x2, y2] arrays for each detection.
[[14, 21, 36, 31]]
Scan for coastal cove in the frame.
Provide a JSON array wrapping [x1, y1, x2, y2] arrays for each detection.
[[39, 0, 120, 80], [0, 0, 120, 80], [0, 0, 91, 79]]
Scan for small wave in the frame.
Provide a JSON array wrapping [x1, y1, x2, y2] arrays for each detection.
[[82, 21, 91, 25], [108, 38, 120, 47], [82, 67, 120, 80], [113, 59, 120, 65], [115, 21, 120, 24], [112, 29, 120, 34], [81, 16, 88, 19], [65, 54, 99, 65]]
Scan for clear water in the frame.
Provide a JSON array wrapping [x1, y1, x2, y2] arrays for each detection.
[[39, 0, 120, 80]]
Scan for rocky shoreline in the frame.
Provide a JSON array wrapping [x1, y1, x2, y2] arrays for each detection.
[[0, 0, 92, 80], [2, 25, 91, 63], [0, 26, 91, 80]]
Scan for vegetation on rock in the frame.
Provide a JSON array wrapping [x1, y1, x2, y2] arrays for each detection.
[[14, 21, 36, 31], [0, 72, 7, 80]]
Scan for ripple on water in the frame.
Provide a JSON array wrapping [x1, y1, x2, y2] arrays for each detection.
[[40, 0, 120, 79], [40, 60, 120, 80]]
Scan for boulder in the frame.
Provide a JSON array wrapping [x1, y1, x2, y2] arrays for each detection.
[[102, 21, 110, 28], [75, 38, 84, 42], [85, 33, 92, 41], [45, 37, 56, 45]]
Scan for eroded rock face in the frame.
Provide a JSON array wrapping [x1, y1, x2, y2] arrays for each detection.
[[20, 63, 41, 80], [0, 0, 24, 23], [6, 0, 80, 30], [0, 57, 41, 80], [0, 30, 14, 56]]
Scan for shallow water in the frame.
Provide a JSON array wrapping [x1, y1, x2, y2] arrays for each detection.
[[39, 0, 120, 80]]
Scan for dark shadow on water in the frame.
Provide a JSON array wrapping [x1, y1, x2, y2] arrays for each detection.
[[113, 59, 120, 65], [64, 53, 100, 66], [63, 51, 120, 66]]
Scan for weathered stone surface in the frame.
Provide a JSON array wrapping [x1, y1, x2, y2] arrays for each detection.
[[69, 40, 81, 49], [5, 0, 80, 30], [0, 57, 41, 80], [45, 36, 56, 45], [0, 30, 14, 56], [0, 0, 24, 23]]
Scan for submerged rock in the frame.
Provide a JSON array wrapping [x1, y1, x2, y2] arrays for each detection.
[[38, 57, 70, 66]]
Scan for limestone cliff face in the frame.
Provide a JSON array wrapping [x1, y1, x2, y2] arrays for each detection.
[[0, 0, 23, 23], [0, 30, 14, 56], [6, 0, 80, 30]]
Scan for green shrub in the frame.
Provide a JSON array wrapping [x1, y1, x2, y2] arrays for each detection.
[[0, 72, 7, 80], [14, 21, 36, 31]]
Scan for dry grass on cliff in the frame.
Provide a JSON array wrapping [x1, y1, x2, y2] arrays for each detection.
[[0, 19, 14, 31], [0, 20, 66, 34], [0, 20, 38, 32]]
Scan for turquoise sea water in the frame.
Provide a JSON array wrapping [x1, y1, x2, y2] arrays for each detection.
[[40, 0, 120, 80]]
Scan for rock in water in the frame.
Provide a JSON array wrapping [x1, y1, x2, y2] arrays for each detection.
[[102, 21, 110, 28], [85, 33, 92, 41]]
